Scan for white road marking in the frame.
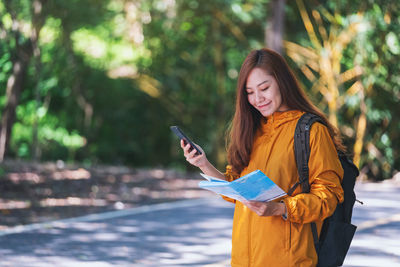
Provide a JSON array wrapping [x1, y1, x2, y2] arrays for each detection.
[[0, 198, 210, 236]]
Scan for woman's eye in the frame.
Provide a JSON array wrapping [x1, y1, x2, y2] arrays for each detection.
[[261, 87, 269, 91], [246, 91, 253, 95]]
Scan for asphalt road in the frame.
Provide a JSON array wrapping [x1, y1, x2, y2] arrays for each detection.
[[0, 181, 399, 267]]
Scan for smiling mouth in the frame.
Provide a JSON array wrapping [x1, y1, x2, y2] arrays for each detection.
[[257, 102, 271, 108]]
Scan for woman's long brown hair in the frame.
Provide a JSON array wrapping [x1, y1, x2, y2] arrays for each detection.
[[227, 48, 346, 174]]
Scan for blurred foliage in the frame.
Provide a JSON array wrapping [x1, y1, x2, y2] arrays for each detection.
[[313, 0, 400, 180], [0, 0, 398, 180]]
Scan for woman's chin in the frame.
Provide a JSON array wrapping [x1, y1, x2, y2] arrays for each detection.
[[260, 110, 273, 117]]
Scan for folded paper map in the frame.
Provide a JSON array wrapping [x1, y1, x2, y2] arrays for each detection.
[[199, 170, 286, 202]]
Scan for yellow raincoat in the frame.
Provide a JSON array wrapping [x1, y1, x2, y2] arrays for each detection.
[[224, 110, 344, 267]]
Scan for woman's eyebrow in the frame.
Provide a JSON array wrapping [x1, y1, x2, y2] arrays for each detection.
[[257, 80, 270, 86], [246, 80, 270, 89]]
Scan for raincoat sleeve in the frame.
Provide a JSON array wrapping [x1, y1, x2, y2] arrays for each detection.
[[221, 165, 239, 203], [282, 123, 344, 224]]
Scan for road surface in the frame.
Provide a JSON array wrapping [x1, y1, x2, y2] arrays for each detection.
[[0, 181, 399, 266]]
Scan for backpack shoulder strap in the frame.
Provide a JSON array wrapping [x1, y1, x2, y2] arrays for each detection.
[[288, 113, 325, 195], [289, 112, 327, 256]]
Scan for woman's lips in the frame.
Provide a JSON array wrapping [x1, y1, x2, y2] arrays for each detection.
[[257, 102, 271, 109]]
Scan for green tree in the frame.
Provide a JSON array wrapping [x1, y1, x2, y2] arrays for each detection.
[[0, 0, 47, 161], [285, 0, 400, 180]]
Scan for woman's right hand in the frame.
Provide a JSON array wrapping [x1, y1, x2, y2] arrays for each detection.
[[180, 139, 208, 168], [180, 139, 226, 180]]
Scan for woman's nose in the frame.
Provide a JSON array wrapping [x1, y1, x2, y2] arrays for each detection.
[[255, 91, 264, 103]]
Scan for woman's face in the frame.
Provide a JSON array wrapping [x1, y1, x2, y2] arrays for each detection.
[[245, 67, 288, 117]]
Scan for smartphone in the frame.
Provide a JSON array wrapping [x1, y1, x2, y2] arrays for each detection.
[[170, 126, 202, 155]]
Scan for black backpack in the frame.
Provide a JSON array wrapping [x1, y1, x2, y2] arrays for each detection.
[[288, 113, 359, 267]]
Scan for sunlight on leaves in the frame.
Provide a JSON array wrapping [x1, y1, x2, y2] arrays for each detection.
[[71, 29, 108, 59]]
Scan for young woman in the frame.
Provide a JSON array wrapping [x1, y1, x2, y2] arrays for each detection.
[[181, 48, 344, 266]]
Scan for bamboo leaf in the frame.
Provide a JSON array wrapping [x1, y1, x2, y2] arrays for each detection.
[[296, 0, 322, 50], [339, 66, 363, 85]]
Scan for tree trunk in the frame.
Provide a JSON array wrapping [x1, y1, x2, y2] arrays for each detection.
[[0, 0, 46, 162], [265, 0, 286, 54], [212, 17, 227, 169], [0, 49, 32, 161], [353, 82, 367, 167], [31, 0, 46, 161], [61, 27, 94, 135]]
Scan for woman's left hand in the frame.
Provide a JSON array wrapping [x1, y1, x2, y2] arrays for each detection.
[[241, 200, 286, 217]]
